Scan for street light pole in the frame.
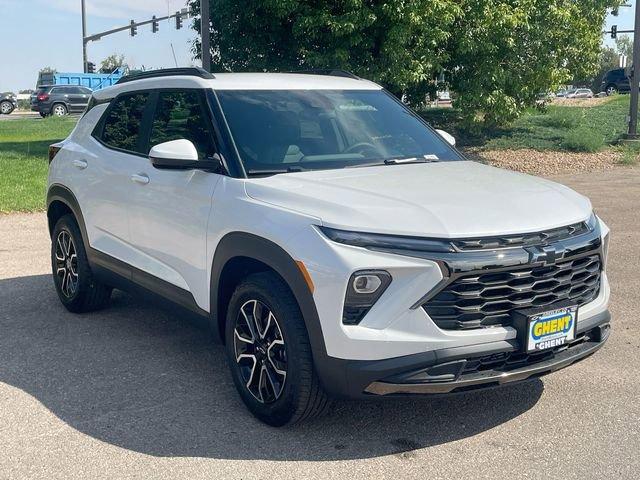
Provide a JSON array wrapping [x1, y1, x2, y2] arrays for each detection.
[[200, 0, 211, 72], [81, 0, 88, 73], [627, 0, 640, 138]]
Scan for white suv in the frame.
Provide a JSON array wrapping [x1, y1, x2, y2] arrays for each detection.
[[47, 68, 611, 426]]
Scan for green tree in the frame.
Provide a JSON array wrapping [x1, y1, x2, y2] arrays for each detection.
[[615, 34, 633, 58], [189, 0, 619, 125], [99, 54, 128, 74]]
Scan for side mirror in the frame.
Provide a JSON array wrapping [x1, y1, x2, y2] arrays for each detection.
[[149, 139, 223, 172], [435, 129, 456, 147]]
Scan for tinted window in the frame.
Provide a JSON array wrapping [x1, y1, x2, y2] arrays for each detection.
[[100, 92, 150, 153], [149, 90, 215, 159], [217, 89, 462, 175]]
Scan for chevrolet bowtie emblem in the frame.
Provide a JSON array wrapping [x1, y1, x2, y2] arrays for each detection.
[[526, 245, 563, 266]]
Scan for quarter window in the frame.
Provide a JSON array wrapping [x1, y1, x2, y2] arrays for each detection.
[[149, 90, 215, 159], [100, 92, 150, 153]]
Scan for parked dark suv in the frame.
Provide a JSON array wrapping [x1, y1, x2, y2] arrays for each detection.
[[600, 68, 630, 96], [31, 85, 92, 117]]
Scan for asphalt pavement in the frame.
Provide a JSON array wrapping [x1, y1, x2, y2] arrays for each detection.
[[0, 167, 638, 479]]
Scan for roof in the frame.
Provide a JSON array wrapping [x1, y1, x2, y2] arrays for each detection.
[[209, 73, 381, 90], [93, 72, 382, 100]]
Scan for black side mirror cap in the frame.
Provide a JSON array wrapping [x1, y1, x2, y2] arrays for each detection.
[[150, 153, 226, 174]]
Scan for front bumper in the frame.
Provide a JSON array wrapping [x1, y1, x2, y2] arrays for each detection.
[[318, 310, 610, 398]]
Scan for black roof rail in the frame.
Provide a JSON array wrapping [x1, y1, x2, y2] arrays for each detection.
[[291, 69, 361, 80], [116, 67, 215, 85]]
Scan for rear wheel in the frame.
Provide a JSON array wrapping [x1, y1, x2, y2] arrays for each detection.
[[0, 101, 13, 114], [39, 112, 48, 118], [51, 214, 112, 313], [52, 103, 67, 116], [225, 272, 330, 426]]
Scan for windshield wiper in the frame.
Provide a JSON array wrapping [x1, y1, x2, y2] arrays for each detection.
[[246, 166, 306, 177], [384, 156, 439, 165]]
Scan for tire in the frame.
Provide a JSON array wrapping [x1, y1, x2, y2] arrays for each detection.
[[51, 103, 67, 116], [0, 100, 13, 115], [51, 214, 112, 313], [225, 272, 330, 426], [606, 84, 618, 96], [39, 112, 48, 118]]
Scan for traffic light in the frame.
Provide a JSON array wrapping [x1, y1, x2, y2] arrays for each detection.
[[130, 20, 137, 37], [152, 15, 159, 33], [611, 25, 617, 39], [175, 11, 183, 30], [87, 62, 95, 74]]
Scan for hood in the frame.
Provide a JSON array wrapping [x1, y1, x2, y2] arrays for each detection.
[[244, 161, 592, 238]]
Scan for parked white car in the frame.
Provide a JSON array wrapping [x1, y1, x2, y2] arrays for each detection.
[[566, 88, 594, 99], [46, 68, 611, 426]]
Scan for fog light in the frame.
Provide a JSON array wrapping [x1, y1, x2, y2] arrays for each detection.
[[343, 270, 392, 325], [353, 274, 382, 294]]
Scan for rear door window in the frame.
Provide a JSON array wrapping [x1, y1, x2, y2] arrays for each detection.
[[98, 92, 150, 153]]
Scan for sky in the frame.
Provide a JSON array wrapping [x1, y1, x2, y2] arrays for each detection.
[[604, 0, 636, 49], [0, 0, 196, 92], [0, 1, 636, 93]]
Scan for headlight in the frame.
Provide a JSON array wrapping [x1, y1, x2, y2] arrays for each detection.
[[342, 270, 392, 325], [319, 226, 455, 253]]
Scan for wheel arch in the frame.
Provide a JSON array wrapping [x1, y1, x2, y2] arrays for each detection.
[[50, 101, 69, 114], [47, 184, 88, 245], [210, 232, 328, 360]]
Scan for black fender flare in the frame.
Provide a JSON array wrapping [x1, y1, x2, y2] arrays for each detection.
[[209, 231, 330, 365], [46, 184, 89, 245]]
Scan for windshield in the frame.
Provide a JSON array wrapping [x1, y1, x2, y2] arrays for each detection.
[[216, 89, 462, 175]]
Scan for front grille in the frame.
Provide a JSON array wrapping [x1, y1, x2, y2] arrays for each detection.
[[451, 221, 589, 250], [422, 253, 601, 330]]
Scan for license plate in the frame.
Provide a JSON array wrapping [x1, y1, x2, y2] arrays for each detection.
[[526, 306, 577, 352]]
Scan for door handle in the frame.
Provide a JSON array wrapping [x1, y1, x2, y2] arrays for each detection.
[[130, 173, 150, 185], [72, 159, 88, 169]]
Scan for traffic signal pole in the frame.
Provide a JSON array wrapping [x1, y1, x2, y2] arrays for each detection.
[[80, 7, 190, 72], [627, 0, 640, 138], [201, 0, 211, 72], [81, 0, 88, 73]]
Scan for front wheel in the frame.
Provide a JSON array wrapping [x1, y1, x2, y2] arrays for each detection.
[[606, 85, 618, 96], [225, 272, 330, 426], [51, 214, 112, 313], [0, 101, 13, 114]]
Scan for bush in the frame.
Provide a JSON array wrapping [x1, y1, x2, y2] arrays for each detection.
[[561, 127, 604, 152]]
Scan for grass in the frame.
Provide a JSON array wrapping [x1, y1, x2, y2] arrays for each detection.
[[0, 117, 76, 213], [615, 143, 640, 166], [420, 95, 632, 152]]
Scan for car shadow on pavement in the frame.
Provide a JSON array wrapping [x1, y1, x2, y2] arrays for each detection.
[[0, 274, 544, 461]]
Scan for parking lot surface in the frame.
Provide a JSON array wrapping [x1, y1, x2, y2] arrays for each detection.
[[0, 167, 638, 479]]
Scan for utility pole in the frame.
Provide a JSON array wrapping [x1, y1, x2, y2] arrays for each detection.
[[201, 0, 211, 72], [81, 0, 88, 73], [628, 0, 640, 138]]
